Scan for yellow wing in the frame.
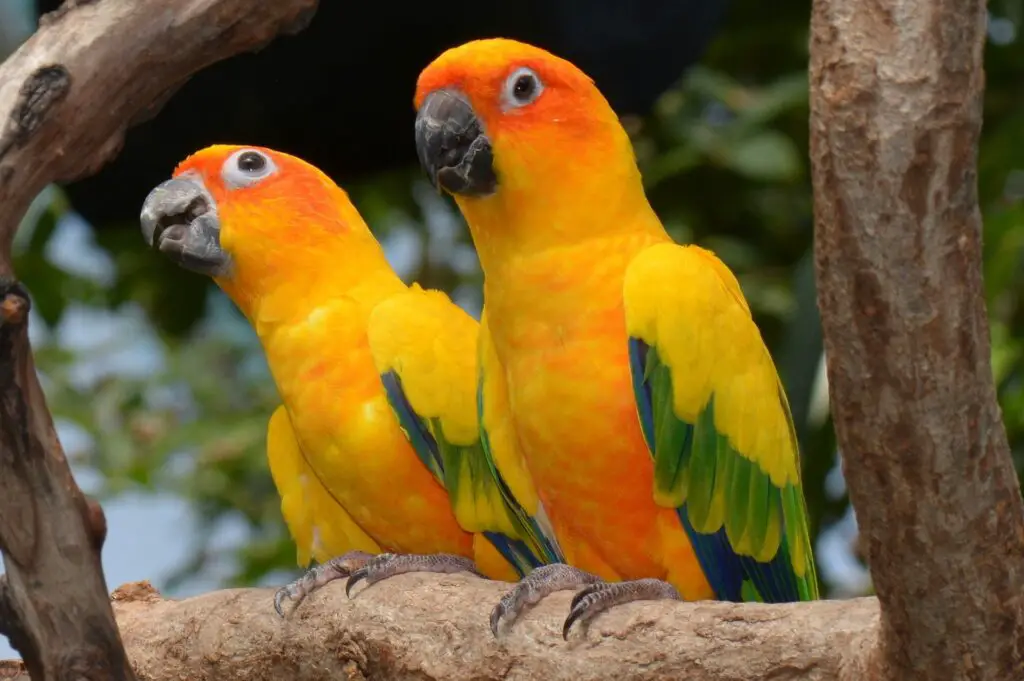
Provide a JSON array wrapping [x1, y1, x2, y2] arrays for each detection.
[[266, 405, 381, 566], [624, 242, 818, 602], [367, 287, 562, 575]]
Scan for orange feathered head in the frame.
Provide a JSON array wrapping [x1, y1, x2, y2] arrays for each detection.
[[140, 144, 377, 311], [413, 39, 643, 260], [414, 39, 635, 193]]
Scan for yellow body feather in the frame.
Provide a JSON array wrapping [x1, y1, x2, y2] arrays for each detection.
[[416, 39, 818, 602], [162, 144, 560, 581]]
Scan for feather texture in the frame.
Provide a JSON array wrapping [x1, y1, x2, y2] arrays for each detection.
[[625, 242, 818, 602], [368, 288, 563, 576], [413, 38, 819, 606], [166, 144, 553, 583], [265, 405, 381, 566]]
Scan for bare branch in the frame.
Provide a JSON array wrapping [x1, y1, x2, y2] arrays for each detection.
[[0, 0, 320, 274], [0, 576, 880, 681], [809, 0, 1024, 679], [0, 279, 131, 680], [0, 0, 318, 678]]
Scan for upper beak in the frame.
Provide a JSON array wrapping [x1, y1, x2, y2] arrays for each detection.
[[414, 89, 497, 197], [140, 175, 232, 278]]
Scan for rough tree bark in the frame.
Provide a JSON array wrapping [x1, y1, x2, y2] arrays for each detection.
[[0, 0, 1020, 679], [0, 1, 319, 679], [2, 575, 882, 681], [809, 0, 1024, 679]]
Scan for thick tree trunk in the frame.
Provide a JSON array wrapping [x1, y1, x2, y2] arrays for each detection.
[[809, 0, 1024, 679], [0, 1, 319, 679]]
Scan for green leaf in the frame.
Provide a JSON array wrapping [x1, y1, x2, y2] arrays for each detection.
[[720, 131, 801, 182]]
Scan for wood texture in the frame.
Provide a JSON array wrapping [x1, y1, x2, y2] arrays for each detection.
[[809, 0, 1024, 678], [0, 1, 319, 678], [3, 576, 883, 681]]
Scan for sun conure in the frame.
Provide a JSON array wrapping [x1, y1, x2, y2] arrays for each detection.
[[139, 144, 562, 614], [412, 39, 820, 637]]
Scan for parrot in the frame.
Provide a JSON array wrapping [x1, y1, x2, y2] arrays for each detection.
[[412, 38, 820, 638], [139, 144, 562, 614]]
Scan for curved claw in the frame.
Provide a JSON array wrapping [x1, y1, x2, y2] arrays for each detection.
[[489, 563, 602, 638], [270, 550, 376, 616], [273, 587, 291, 617], [562, 612, 580, 640], [568, 582, 602, 612], [273, 581, 313, 618], [489, 601, 506, 638], [563, 583, 604, 639], [562, 578, 681, 639], [345, 567, 369, 598]]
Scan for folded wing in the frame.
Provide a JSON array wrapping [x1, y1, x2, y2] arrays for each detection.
[[624, 243, 818, 602]]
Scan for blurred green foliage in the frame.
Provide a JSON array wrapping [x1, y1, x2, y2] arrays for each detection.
[[8, 0, 1024, 597]]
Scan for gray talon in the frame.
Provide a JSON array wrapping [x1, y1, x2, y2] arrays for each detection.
[[343, 552, 484, 598], [489, 563, 601, 637], [562, 578, 680, 640], [271, 550, 375, 617]]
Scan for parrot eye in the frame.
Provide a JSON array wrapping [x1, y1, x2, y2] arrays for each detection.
[[221, 148, 279, 189], [238, 151, 265, 172], [502, 67, 544, 109]]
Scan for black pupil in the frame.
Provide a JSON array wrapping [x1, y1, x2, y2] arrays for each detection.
[[513, 74, 535, 101], [238, 151, 266, 173]]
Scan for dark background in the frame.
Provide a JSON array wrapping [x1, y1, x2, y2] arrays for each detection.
[[38, 0, 729, 227]]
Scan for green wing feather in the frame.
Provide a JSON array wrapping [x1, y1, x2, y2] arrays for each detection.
[[368, 289, 560, 576], [625, 242, 819, 603]]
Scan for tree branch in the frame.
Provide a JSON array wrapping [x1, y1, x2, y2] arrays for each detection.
[[809, 0, 1024, 679], [1, 575, 881, 681], [0, 0, 319, 269], [0, 0, 318, 678]]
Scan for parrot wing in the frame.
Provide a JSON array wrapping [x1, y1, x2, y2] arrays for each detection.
[[367, 287, 562, 576], [623, 242, 819, 603], [266, 404, 382, 567]]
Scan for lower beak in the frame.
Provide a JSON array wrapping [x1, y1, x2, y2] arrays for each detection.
[[139, 176, 232, 278], [414, 89, 497, 197]]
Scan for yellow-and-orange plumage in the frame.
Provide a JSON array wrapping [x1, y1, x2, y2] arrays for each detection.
[[169, 145, 560, 580], [415, 40, 818, 602]]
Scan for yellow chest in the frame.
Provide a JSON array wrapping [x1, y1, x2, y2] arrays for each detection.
[[259, 299, 471, 555]]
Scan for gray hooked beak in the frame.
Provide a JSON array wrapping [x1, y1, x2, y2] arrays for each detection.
[[140, 175, 232, 278], [414, 89, 497, 197]]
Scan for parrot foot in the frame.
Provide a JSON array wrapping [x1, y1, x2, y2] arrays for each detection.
[[562, 578, 681, 640], [489, 563, 601, 637], [273, 549, 375, 616], [345, 552, 485, 597]]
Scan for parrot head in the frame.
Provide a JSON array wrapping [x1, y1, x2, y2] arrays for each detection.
[[413, 39, 648, 262], [140, 144, 379, 316]]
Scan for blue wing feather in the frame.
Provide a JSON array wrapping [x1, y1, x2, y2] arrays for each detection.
[[381, 369, 557, 577], [628, 337, 807, 603], [629, 337, 655, 450], [381, 370, 445, 482], [676, 507, 747, 602]]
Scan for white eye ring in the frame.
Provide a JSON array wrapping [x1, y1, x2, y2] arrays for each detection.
[[221, 148, 278, 189], [502, 66, 544, 110]]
